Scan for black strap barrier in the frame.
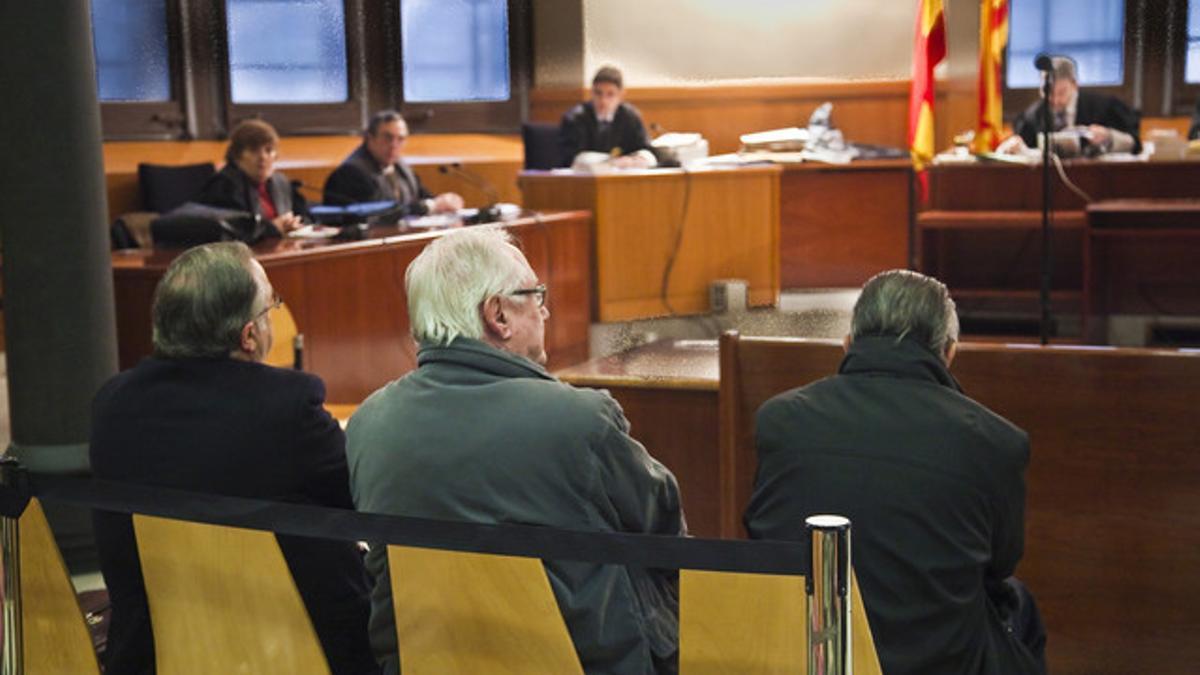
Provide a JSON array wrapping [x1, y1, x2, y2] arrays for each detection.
[[19, 473, 810, 576]]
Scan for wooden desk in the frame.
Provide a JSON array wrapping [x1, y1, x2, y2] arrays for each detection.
[[919, 160, 1200, 339], [1085, 199, 1200, 340], [779, 160, 913, 288], [113, 211, 592, 403], [519, 167, 781, 322]]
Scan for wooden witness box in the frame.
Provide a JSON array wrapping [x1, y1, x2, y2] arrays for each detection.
[[111, 211, 592, 404], [519, 166, 781, 322]]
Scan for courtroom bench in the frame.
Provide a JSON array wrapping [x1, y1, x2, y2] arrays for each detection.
[[560, 334, 1200, 675]]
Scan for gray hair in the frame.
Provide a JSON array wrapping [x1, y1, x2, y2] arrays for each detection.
[[405, 227, 534, 345], [1051, 56, 1078, 84], [851, 269, 960, 355], [152, 242, 260, 358]]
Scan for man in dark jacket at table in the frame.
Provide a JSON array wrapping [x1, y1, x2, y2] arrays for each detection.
[[745, 269, 1047, 675], [322, 110, 463, 217], [559, 65, 657, 169], [1012, 55, 1141, 155], [90, 242, 377, 675], [346, 226, 685, 675]]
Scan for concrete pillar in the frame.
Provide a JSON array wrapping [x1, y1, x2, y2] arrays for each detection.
[[0, 3, 119, 567]]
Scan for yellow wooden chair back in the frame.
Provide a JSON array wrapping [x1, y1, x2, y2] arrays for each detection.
[[264, 301, 299, 368], [133, 514, 330, 675], [388, 545, 584, 675], [17, 497, 101, 674], [679, 568, 881, 675]]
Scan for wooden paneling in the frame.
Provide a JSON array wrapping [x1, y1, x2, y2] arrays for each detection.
[[717, 333, 1200, 675], [780, 161, 912, 288], [521, 167, 780, 322], [103, 134, 524, 220], [112, 212, 592, 404]]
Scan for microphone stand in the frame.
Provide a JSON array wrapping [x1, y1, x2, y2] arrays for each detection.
[[439, 163, 501, 223], [1039, 69, 1054, 346]]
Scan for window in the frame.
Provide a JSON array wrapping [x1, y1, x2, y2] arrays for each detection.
[[87, 0, 528, 138], [400, 0, 511, 102], [1186, 0, 1200, 83], [91, 0, 172, 101], [226, 0, 350, 103], [1007, 0, 1126, 88]]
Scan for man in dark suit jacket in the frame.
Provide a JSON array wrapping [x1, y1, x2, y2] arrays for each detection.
[[1012, 55, 1141, 155], [559, 65, 657, 169], [91, 242, 378, 675], [322, 110, 463, 218], [745, 270, 1047, 675]]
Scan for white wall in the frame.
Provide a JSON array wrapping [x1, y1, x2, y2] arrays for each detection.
[[579, 0, 919, 86]]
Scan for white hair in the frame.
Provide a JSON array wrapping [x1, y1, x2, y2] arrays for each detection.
[[405, 226, 533, 345]]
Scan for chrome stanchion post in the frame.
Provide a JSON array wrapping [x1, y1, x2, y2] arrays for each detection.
[[0, 457, 31, 675], [807, 514, 851, 675]]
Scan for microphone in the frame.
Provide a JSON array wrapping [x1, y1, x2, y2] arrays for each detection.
[[438, 162, 502, 223], [1034, 54, 1053, 72]]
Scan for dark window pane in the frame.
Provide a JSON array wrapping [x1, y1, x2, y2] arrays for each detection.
[[91, 0, 171, 101], [1187, 0, 1200, 83], [401, 0, 510, 102], [1007, 0, 1124, 88], [226, 0, 349, 103]]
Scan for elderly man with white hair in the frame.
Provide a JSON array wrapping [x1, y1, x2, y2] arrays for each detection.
[[346, 226, 685, 675], [745, 269, 1047, 675]]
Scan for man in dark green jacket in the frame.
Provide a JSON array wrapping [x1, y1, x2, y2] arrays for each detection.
[[745, 270, 1046, 675], [347, 226, 685, 675]]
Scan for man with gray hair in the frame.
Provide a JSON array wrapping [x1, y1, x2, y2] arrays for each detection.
[[91, 242, 377, 675], [744, 270, 1046, 675], [347, 226, 685, 674], [1011, 54, 1141, 154]]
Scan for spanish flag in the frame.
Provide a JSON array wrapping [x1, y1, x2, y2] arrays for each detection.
[[908, 0, 946, 178], [973, 0, 1009, 153]]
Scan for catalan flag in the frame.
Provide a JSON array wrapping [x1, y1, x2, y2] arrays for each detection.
[[973, 0, 1009, 153], [908, 0, 946, 181]]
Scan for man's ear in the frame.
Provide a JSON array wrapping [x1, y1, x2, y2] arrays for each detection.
[[238, 321, 258, 356], [481, 296, 511, 342], [944, 340, 958, 367], [842, 334, 852, 354]]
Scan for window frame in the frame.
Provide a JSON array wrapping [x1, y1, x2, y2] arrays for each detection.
[[385, 0, 531, 135], [95, 0, 190, 140], [1002, 0, 1140, 121], [1169, 0, 1200, 116], [94, 0, 532, 140]]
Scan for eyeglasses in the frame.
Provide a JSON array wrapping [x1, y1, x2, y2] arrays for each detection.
[[509, 284, 548, 308], [251, 292, 282, 323]]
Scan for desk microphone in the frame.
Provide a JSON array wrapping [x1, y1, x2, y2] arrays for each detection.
[[1034, 54, 1053, 72], [438, 163, 502, 223]]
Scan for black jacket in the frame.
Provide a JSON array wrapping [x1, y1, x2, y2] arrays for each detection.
[[193, 163, 309, 231], [744, 336, 1040, 675], [322, 144, 431, 216], [91, 357, 377, 675], [1013, 89, 1142, 153], [558, 101, 653, 168]]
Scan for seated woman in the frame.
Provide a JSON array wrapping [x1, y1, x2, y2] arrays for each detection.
[[194, 119, 307, 235]]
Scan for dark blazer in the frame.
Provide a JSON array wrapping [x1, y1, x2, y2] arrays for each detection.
[[744, 336, 1041, 675], [1013, 89, 1142, 153], [559, 101, 653, 168], [1189, 98, 1200, 140], [91, 357, 377, 675], [193, 163, 310, 231], [322, 144, 431, 216]]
